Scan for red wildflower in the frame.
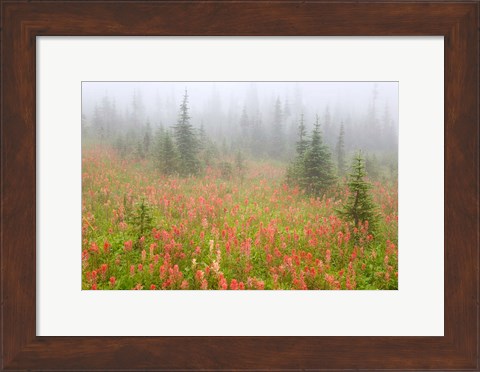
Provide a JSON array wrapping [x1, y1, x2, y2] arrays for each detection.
[[326, 249, 331, 264], [103, 241, 111, 253], [180, 280, 189, 289], [124, 240, 133, 252], [90, 242, 99, 253], [195, 270, 204, 282]]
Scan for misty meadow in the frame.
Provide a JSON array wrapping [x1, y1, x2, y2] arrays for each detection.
[[82, 82, 398, 290]]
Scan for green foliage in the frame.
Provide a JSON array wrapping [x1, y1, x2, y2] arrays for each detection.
[[114, 135, 127, 159], [198, 123, 207, 152], [197, 123, 218, 168], [300, 115, 336, 196], [127, 198, 153, 240], [286, 113, 308, 187], [338, 152, 378, 229], [82, 148, 398, 290], [219, 161, 233, 178], [285, 157, 304, 187], [143, 122, 152, 156], [336, 123, 346, 177], [157, 130, 178, 175], [173, 90, 200, 176], [295, 113, 308, 157], [235, 150, 245, 171], [134, 140, 145, 160], [286, 114, 336, 197]]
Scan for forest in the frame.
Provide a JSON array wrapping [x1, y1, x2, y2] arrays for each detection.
[[82, 82, 398, 290]]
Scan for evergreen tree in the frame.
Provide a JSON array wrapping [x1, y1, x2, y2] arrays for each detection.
[[159, 130, 178, 175], [134, 140, 145, 159], [270, 97, 284, 159], [235, 149, 245, 171], [153, 125, 165, 152], [173, 90, 200, 176], [143, 121, 152, 156], [323, 106, 333, 146], [131, 90, 145, 128], [127, 198, 153, 240], [153, 125, 165, 166], [338, 152, 378, 229], [114, 134, 127, 159], [197, 122, 217, 168], [198, 122, 207, 152], [336, 123, 346, 177], [286, 113, 308, 186], [239, 105, 249, 140], [296, 113, 308, 156], [364, 84, 379, 150], [301, 115, 336, 196]]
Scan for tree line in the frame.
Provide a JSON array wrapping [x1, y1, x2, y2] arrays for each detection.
[[83, 85, 398, 170], [84, 89, 382, 233]]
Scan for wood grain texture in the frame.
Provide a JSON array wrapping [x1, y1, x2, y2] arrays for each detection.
[[1, 1, 478, 370]]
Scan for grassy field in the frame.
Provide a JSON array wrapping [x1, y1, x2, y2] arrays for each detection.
[[82, 147, 398, 290]]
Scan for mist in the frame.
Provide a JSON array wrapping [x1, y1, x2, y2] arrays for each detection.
[[82, 81, 398, 166]]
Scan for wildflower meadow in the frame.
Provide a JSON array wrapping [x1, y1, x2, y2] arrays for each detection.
[[82, 148, 397, 290]]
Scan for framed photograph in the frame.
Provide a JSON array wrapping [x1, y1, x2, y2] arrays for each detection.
[[1, 1, 478, 370], [80, 80, 400, 292]]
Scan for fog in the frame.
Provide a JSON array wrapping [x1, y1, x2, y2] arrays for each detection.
[[82, 81, 398, 163]]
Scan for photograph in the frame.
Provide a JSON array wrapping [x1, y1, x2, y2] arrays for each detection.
[[2, 0, 477, 368], [81, 81, 398, 290]]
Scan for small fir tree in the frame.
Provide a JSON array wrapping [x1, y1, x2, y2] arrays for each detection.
[[296, 113, 308, 157], [286, 113, 308, 186], [301, 115, 336, 196], [114, 134, 127, 159], [153, 125, 165, 161], [198, 122, 207, 152], [159, 130, 178, 175], [338, 152, 378, 229], [143, 121, 152, 156], [127, 198, 153, 240], [134, 140, 145, 159], [235, 149, 245, 171], [173, 89, 200, 176]]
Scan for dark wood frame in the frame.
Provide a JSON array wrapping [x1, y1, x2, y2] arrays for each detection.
[[1, 1, 478, 370]]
